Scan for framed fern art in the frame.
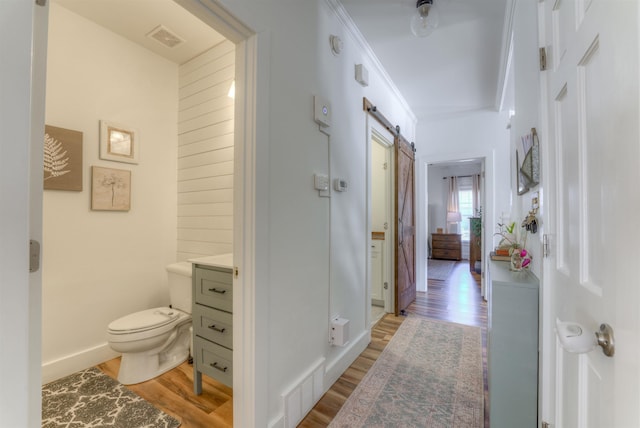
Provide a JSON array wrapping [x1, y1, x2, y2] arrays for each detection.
[[43, 125, 83, 191]]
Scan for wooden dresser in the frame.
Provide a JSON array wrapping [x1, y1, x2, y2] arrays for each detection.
[[431, 233, 461, 260]]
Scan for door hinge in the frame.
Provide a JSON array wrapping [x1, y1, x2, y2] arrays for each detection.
[[383, 162, 388, 170], [542, 422, 551, 428], [29, 240, 40, 273], [543, 234, 551, 258], [539, 47, 548, 71], [234, 266, 239, 278], [36, 0, 47, 5]]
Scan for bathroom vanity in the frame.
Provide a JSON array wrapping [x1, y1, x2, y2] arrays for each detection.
[[189, 254, 233, 393]]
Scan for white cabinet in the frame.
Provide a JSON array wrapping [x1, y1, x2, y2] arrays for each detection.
[[487, 261, 539, 428], [371, 240, 383, 302]]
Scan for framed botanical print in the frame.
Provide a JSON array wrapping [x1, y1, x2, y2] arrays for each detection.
[[91, 166, 131, 211]]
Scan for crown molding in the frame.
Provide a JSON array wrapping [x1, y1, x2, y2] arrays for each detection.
[[495, 0, 515, 112]]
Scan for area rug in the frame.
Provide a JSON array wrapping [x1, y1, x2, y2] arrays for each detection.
[[329, 317, 483, 427], [427, 259, 456, 280], [42, 367, 181, 428]]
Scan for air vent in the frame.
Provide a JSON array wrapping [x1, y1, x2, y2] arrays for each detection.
[[146, 25, 184, 48]]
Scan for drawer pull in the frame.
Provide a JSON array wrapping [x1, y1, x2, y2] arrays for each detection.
[[208, 287, 227, 294], [211, 362, 228, 373], [208, 324, 226, 333]]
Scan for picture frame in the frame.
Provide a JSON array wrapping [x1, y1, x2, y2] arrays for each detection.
[[516, 128, 540, 196], [516, 150, 529, 195], [43, 125, 83, 191], [99, 120, 139, 164], [91, 166, 131, 211]]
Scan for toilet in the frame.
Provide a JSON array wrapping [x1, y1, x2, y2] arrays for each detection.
[[107, 262, 192, 385]]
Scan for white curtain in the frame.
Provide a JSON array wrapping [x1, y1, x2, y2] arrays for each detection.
[[472, 173, 481, 216]]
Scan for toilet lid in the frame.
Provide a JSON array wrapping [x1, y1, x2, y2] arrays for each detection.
[[108, 307, 180, 333]]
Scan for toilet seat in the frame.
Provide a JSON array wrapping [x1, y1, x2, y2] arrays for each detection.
[[108, 307, 186, 342]]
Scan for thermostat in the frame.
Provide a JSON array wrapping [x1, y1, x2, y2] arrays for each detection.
[[314, 95, 331, 128]]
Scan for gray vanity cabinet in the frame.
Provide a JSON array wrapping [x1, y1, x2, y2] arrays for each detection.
[[192, 263, 233, 393], [488, 260, 539, 428]]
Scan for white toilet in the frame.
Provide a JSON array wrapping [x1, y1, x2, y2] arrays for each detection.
[[107, 262, 193, 385]]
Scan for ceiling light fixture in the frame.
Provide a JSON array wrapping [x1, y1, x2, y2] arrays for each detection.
[[410, 0, 439, 37]]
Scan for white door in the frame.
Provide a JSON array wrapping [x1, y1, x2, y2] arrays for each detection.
[[0, 1, 48, 426], [539, 0, 640, 426]]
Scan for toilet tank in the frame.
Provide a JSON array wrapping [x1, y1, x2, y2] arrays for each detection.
[[166, 262, 192, 313]]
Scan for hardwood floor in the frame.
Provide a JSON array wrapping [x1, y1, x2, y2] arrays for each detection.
[[300, 260, 487, 427], [97, 358, 233, 427], [95, 261, 486, 427]]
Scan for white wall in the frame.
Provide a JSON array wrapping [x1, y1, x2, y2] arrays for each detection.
[[177, 41, 235, 260], [196, 0, 415, 425], [510, 0, 542, 277], [416, 110, 511, 291], [42, 3, 179, 383]]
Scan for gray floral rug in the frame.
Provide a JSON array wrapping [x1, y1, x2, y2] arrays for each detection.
[[42, 367, 181, 428], [329, 317, 483, 427]]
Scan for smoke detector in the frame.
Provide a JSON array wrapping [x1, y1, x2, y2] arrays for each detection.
[[146, 25, 184, 48]]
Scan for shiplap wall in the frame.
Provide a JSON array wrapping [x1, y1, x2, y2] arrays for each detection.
[[177, 40, 235, 260]]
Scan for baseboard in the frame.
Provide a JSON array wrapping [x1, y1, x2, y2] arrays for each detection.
[[324, 328, 370, 392], [267, 329, 370, 428], [42, 343, 119, 385]]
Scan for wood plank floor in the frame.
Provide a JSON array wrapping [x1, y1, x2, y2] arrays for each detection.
[[300, 260, 487, 427], [98, 358, 233, 427], [96, 260, 486, 427]]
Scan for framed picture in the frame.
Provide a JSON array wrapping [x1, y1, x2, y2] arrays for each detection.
[[43, 125, 83, 191], [516, 150, 529, 195], [100, 120, 138, 164], [91, 166, 131, 211], [517, 128, 540, 196]]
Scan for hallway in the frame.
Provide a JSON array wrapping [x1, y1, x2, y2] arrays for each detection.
[[300, 261, 487, 426]]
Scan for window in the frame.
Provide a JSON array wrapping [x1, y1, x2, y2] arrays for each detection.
[[457, 176, 474, 241]]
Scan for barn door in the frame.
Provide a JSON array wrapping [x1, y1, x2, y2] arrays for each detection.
[[394, 136, 416, 315]]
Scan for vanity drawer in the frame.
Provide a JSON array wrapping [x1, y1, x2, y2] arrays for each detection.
[[193, 304, 233, 350], [195, 336, 233, 388], [194, 267, 233, 312]]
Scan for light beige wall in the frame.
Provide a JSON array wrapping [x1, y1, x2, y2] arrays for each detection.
[[177, 41, 235, 260], [42, 3, 179, 383]]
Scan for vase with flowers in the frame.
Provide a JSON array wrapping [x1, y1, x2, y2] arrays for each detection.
[[495, 221, 531, 271]]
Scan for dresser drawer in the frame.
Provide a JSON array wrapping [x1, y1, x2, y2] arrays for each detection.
[[193, 304, 233, 350], [432, 248, 460, 260], [432, 240, 460, 250], [195, 336, 233, 388], [194, 267, 233, 312]]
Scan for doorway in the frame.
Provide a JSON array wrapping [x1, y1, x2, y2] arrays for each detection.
[[370, 127, 394, 322], [426, 159, 485, 290]]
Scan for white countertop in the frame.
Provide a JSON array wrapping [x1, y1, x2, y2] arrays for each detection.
[[189, 253, 233, 269]]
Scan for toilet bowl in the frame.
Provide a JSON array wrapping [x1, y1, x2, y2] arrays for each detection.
[[107, 262, 193, 385]]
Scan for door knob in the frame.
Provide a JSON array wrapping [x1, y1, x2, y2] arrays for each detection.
[[556, 321, 615, 357]]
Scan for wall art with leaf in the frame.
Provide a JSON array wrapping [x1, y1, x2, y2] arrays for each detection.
[[43, 125, 83, 191]]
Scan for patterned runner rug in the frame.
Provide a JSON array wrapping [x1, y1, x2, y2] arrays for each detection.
[[42, 367, 180, 428], [329, 317, 483, 427], [427, 259, 456, 280]]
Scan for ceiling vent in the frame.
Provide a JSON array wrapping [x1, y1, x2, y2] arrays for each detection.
[[147, 25, 184, 48]]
